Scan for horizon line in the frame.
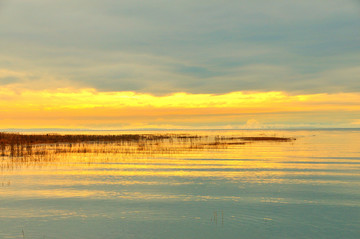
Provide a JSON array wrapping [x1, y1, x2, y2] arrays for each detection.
[[1, 127, 360, 132]]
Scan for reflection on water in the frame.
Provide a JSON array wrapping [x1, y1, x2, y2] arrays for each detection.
[[0, 130, 360, 239]]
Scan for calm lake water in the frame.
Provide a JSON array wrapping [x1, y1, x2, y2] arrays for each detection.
[[0, 130, 359, 239]]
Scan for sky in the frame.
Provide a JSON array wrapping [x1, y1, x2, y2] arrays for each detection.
[[0, 0, 360, 129]]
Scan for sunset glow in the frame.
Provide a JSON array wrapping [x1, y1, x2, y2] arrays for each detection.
[[1, 1, 360, 238], [1, 87, 359, 129], [1, 0, 360, 130]]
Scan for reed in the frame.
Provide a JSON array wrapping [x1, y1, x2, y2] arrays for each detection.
[[215, 136, 295, 141], [0, 132, 202, 145], [0, 132, 295, 163], [0, 132, 205, 159]]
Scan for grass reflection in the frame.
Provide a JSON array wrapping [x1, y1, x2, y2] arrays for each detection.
[[0, 132, 295, 166]]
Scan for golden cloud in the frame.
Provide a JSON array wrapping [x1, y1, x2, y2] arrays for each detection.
[[0, 87, 359, 129]]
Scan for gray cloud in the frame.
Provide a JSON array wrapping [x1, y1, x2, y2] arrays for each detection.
[[0, 0, 359, 94]]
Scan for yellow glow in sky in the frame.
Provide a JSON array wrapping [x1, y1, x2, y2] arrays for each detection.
[[0, 87, 359, 129]]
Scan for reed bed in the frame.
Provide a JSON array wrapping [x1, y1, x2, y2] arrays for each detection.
[[0, 132, 203, 146], [0, 132, 204, 157], [0, 132, 295, 164], [214, 136, 295, 141]]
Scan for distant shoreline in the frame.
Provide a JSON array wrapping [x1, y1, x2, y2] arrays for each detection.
[[1, 128, 360, 133]]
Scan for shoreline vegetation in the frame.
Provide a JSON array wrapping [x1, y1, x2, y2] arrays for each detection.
[[0, 132, 295, 160]]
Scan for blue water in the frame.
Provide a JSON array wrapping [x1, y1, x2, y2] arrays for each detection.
[[0, 130, 359, 238]]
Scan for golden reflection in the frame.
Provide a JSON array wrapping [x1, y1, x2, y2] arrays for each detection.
[[1, 131, 359, 190], [1, 131, 360, 173]]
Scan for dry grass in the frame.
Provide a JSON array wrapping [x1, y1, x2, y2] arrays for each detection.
[[214, 136, 295, 141], [0, 132, 295, 162]]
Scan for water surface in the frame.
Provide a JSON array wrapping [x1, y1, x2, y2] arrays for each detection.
[[1, 130, 359, 238]]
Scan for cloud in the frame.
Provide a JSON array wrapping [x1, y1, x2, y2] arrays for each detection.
[[241, 119, 263, 129], [0, 0, 359, 94]]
